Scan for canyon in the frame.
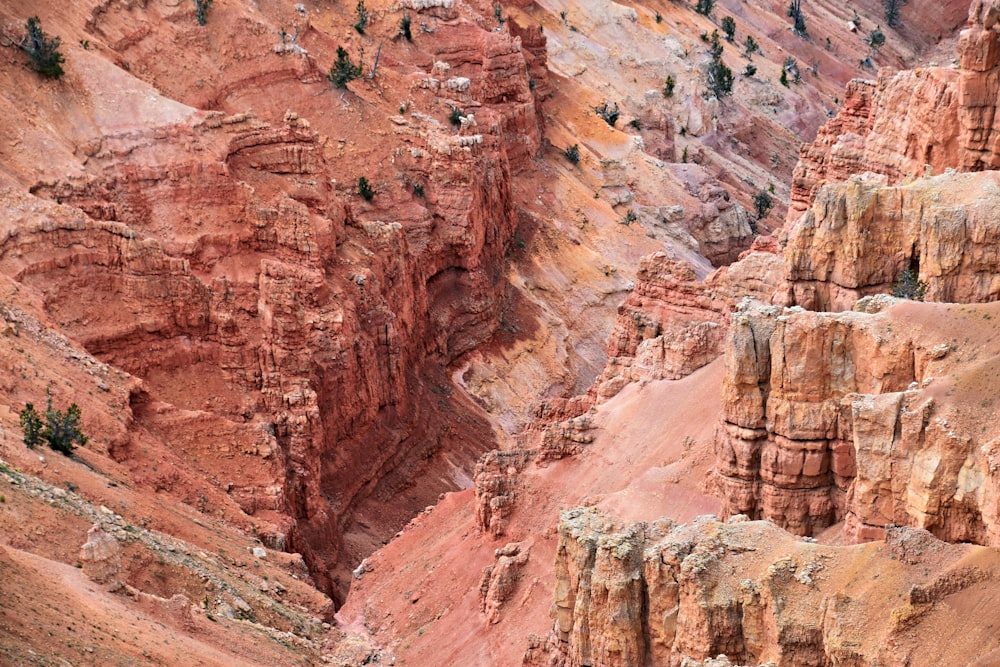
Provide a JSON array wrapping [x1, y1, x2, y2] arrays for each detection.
[[0, 0, 998, 665]]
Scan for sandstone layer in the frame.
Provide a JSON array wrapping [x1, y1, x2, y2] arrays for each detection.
[[527, 507, 1000, 667], [788, 1, 1000, 221], [716, 297, 1000, 545], [782, 171, 1000, 311]]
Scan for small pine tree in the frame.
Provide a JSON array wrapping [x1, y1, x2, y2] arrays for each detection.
[[780, 68, 789, 87], [753, 190, 773, 220], [744, 34, 760, 58], [884, 0, 907, 28], [868, 26, 886, 53], [354, 0, 370, 34], [328, 47, 363, 88], [706, 31, 732, 98], [22, 17, 65, 79], [20, 392, 88, 456], [449, 106, 466, 126], [721, 16, 737, 42], [744, 63, 757, 77], [788, 0, 807, 36], [663, 74, 676, 97], [46, 400, 87, 455], [358, 176, 375, 201], [195, 0, 213, 26], [695, 0, 715, 16], [400, 15, 413, 41], [892, 268, 927, 301], [20, 403, 43, 449]]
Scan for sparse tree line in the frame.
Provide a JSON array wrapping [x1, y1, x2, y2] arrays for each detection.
[[20, 391, 88, 456]]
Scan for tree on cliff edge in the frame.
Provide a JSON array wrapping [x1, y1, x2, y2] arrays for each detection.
[[884, 0, 908, 28], [2, 17, 65, 79], [20, 391, 88, 456]]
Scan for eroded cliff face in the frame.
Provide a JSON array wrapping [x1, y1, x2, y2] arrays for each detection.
[[788, 2, 1000, 222], [528, 507, 1000, 667], [715, 297, 1000, 546], [783, 171, 1000, 311], [0, 0, 546, 600]]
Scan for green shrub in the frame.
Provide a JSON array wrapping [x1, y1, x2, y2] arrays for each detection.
[[884, 0, 907, 28], [753, 190, 773, 220], [744, 35, 759, 58], [20, 403, 43, 449], [328, 47, 362, 88], [21, 17, 64, 79], [868, 27, 885, 53], [20, 392, 88, 456], [358, 177, 375, 201], [195, 0, 213, 25], [706, 31, 732, 98], [663, 74, 676, 97], [721, 16, 736, 42], [788, 0, 807, 36], [743, 64, 757, 77], [564, 144, 581, 164], [593, 101, 620, 127], [400, 15, 412, 41], [892, 268, 927, 301], [695, 0, 715, 16], [354, 0, 369, 34], [449, 106, 466, 126]]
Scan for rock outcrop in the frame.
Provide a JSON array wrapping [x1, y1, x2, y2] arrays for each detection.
[[715, 298, 1000, 545], [527, 507, 1000, 667], [787, 5, 1000, 222], [0, 0, 544, 602], [782, 171, 1000, 311], [79, 524, 123, 592], [596, 247, 783, 400], [479, 541, 530, 624]]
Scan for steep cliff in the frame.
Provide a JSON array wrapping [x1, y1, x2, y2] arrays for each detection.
[[716, 297, 1000, 545], [0, 0, 545, 601], [528, 507, 1000, 667], [787, 1, 1000, 222], [783, 170, 1000, 311]]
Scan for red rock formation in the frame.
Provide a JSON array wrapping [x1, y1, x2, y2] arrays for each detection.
[[528, 507, 1000, 667], [0, 0, 544, 602], [79, 524, 123, 592], [715, 297, 1000, 546], [595, 248, 782, 401], [786, 6, 1000, 223], [479, 541, 530, 624]]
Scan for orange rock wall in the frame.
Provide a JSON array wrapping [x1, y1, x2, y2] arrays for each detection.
[[715, 299, 1000, 545]]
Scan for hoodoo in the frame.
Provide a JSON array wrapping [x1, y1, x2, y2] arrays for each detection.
[[1, 0, 998, 665]]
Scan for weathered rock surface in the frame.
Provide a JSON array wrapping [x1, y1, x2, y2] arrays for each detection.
[[527, 507, 1000, 667], [782, 170, 1000, 311], [79, 524, 123, 592], [787, 8, 1000, 222], [597, 250, 782, 400], [479, 541, 530, 624], [0, 0, 547, 601], [715, 298, 1000, 545]]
